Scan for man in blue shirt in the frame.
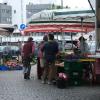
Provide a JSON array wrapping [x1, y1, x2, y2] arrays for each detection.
[[41, 33, 59, 84]]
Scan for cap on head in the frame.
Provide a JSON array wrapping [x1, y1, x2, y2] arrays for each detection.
[[79, 36, 86, 41], [28, 37, 33, 42], [43, 35, 48, 41], [48, 33, 54, 40]]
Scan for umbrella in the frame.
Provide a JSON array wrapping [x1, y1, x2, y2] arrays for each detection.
[[24, 27, 60, 33], [23, 23, 94, 34]]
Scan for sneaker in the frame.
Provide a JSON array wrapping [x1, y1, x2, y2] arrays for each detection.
[[47, 81, 52, 85], [24, 77, 30, 80], [26, 77, 30, 80], [52, 80, 56, 85], [41, 80, 46, 84]]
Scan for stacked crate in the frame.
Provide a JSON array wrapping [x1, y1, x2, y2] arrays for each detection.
[[64, 60, 83, 86]]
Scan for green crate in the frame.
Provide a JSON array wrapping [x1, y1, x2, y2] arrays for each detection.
[[68, 71, 83, 79], [64, 60, 83, 72], [64, 61, 71, 71], [69, 78, 83, 86]]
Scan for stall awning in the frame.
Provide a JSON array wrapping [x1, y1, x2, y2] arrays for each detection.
[[0, 28, 9, 36], [23, 22, 95, 34], [0, 24, 14, 36]]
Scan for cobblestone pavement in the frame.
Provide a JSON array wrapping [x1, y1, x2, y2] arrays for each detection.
[[0, 65, 100, 100]]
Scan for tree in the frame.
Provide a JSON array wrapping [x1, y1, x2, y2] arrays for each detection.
[[56, 5, 62, 9], [52, 4, 55, 9]]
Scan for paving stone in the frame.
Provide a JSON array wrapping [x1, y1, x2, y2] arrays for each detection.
[[0, 65, 100, 100]]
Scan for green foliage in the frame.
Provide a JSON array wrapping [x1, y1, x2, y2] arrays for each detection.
[[52, 4, 55, 9], [31, 57, 37, 65], [56, 5, 62, 9]]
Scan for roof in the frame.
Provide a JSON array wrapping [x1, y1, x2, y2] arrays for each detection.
[[0, 24, 14, 33], [27, 9, 95, 24], [25, 8, 95, 34]]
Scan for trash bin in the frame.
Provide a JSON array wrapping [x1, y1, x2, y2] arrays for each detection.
[[56, 78, 67, 89], [56, 73, 68, 89]]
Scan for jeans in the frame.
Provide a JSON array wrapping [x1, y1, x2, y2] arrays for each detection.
[[22, 57, 31, 78]]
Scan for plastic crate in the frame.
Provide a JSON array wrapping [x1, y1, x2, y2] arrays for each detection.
[[64, 60, 83, 72], [69, 78, 83, 86], [68, 71, 83, 79]]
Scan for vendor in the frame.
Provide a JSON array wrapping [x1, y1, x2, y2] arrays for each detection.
[[55, 48, 81, 67], [78, 36, 90, 55]]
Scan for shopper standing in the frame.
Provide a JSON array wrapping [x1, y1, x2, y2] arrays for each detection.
[[22, 37, 35, 79], [37, 35, 48, 79], [41, 33, 59, 84]]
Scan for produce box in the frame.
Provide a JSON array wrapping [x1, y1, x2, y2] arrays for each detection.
[[69, 79, 83, 86], [64, 60, 83, 72]]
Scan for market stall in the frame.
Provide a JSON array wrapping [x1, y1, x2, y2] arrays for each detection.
[[21, 7, 97, 85], [22, 21, 96, 85], [55, 53, 96, 86], [23, 21, 94, 51], [0, 25, 23, 71]]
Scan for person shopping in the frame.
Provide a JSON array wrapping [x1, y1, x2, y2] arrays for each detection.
[[22, 37, 35, 79], [37, 35, 48, 79], [41, 33, 59, 84]]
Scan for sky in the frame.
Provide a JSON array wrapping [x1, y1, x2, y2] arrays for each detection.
[[26, 0, 91, 9], [0, 0, 95, 9]]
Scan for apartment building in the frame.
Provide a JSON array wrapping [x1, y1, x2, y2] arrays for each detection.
[[26, 3, 52, 19], [0, 3, 12, 24]]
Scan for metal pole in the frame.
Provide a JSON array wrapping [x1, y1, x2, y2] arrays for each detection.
[[61, 28, 65, 52], [96, 0, 100, 50], [56, 32, 58, 40], [71, 32, 73, 49], [88, 0, 95, 16], [81, 17, 84, 36]]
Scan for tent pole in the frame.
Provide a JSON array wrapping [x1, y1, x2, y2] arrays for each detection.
[[81, 17, 84, 36], [71, 32, 73, 49], [61, 28, 65, 52], [96, 0, 100, 50], [57, 32, 58, 40]]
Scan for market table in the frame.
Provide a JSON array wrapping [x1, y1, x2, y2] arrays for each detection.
[[55, 58, 95, 67], [87, 54, 100, 83], [56, 58, 96, 85]]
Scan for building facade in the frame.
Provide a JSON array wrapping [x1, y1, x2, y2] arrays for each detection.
[[0, 3, 12, 24], [26, 3, 52, 19]]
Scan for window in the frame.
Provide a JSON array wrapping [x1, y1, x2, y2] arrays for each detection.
[[14, 10, 16, 14]]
